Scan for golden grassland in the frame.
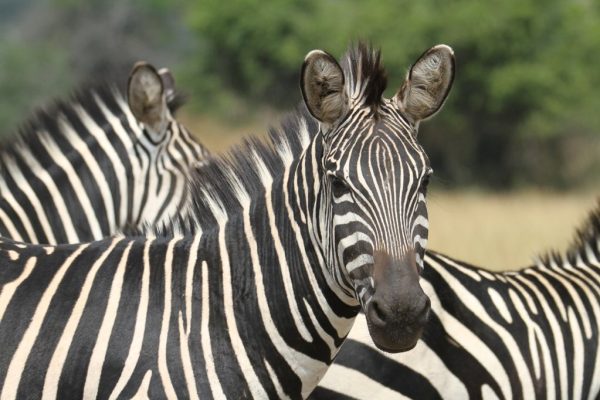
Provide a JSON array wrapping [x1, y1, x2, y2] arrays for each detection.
[[180, 111, 276, 153], [181, 112, 598, 272], [427, 190, 597, 271]]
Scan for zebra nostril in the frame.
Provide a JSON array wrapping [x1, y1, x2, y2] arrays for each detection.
[[415, 296, 431, 324], [369, 300, 387, 326]]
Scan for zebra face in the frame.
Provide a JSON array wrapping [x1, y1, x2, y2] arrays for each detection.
[[324, 104, 432, 271], [302, 44, 454, 352]]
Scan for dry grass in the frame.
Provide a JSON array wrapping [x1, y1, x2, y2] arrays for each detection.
[[179, 111, 276, 152], [427, 190, 597, 271], [180, 111, 598, 272]]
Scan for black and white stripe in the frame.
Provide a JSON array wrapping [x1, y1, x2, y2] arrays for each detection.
[[314, 201, 600, 399], [0, 43, 454, 398], [0, 63, 208, 244]]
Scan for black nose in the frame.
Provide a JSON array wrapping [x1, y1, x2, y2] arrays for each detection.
[[368, 293, 430, 328], [364, 250, 431, 352], [366, 292, 430, 353]]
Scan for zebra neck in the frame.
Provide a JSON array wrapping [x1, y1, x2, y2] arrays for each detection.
[[0, 92, 143, 243], [425, 250, 600, 322], [290, 137, 359, 306], [0, 88, 202, 243], [130, 123, 204, 230], [170, 119, 360, 396], [188, 171, 358, 397]]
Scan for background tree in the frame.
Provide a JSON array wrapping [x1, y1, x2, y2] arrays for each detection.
[[1, 0, 598, 188]]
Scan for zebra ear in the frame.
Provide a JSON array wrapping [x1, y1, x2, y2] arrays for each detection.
[[301, 50, 347, 124], [128, 62, 169, 133], [394, 45, 455, 123]]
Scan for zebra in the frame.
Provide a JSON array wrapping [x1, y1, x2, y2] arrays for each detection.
[[313, 201, 600, 399], [0, 62, 209, 244], [0, 42, 455, 398]]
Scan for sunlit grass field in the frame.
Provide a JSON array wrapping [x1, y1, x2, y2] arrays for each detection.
[[427, 190, 597, 270], [181, 112, 598, 272]]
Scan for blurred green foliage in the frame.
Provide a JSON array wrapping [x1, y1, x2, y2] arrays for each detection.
[[0, 0, 189, 131], [1, 0, 599, 188], [0, 41, 71, 134], [183, 0, 600, 188]]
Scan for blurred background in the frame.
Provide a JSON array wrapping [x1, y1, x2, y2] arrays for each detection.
[[1, 0, 598, 269]]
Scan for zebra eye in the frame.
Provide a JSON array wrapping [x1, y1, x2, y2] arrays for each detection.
[[330, 175, 350, 194], [420, 172, 432, 193]]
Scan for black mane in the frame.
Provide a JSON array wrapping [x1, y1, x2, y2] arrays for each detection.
[[341, 42, 388, 107], [539, 199, 600, 266], [186, 105, 318, 230]]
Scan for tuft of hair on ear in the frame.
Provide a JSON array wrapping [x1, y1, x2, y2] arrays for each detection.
[[154, 67, 188, 114], [301, 50, 347, 124], [396, 44, 455, 123]]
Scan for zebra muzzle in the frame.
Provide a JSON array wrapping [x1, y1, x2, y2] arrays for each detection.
[[364, 250, 430, 352]]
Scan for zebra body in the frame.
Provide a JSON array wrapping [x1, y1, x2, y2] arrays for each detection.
[[0, 43, 455, 398], [0, 230, 339, 399], [314, 204, 600, 399], [0, 63, 208, 244]]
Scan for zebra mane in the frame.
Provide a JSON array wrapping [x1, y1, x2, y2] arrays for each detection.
[[566, 199, 600, 261], [341, 42, 388, 107], [0, 84, 120, 160], [130, 104, 317, 237], [118, 213, 198, 238], [181, 105, 318, 230], [539, 199, 600, 266], [0, 79, 186, 163]]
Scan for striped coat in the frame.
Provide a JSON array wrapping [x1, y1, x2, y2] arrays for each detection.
[[0, 43, 455, 398], [0, 63, 208, 244], [315, 202, 600, 399]]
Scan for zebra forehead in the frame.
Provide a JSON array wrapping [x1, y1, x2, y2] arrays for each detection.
[[329, 130, 428, 174], [329, 107, 418, 151]]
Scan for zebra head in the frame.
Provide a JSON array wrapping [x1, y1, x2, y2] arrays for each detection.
[[301, 44, 454, 352]]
